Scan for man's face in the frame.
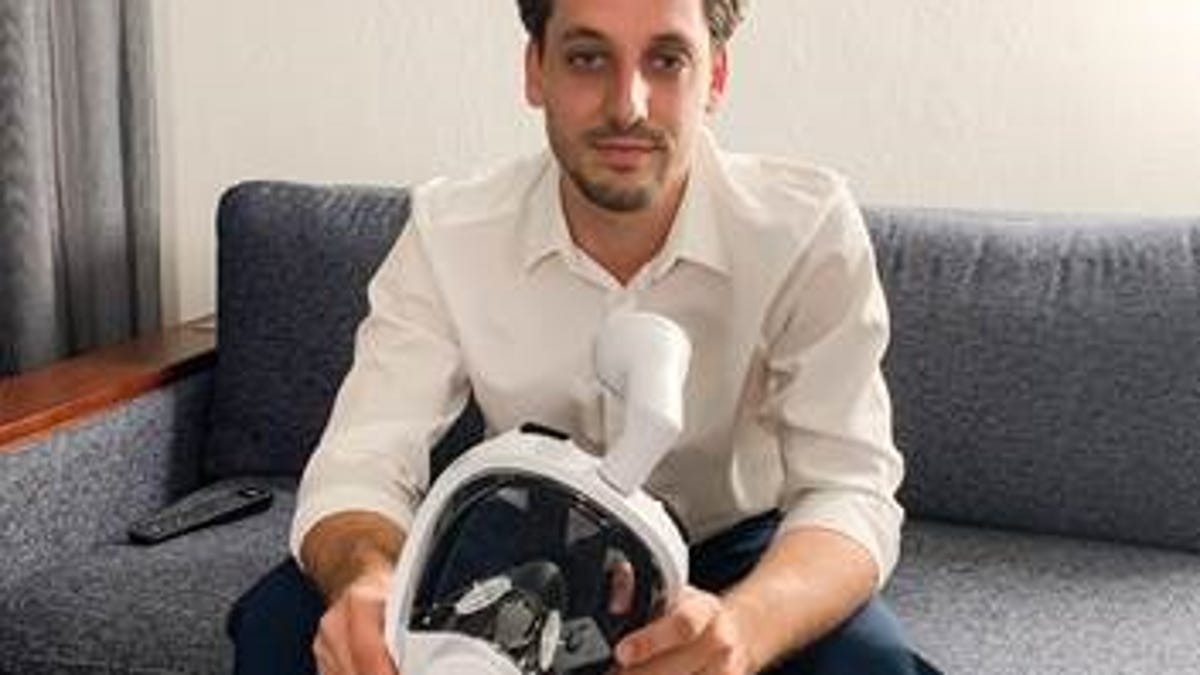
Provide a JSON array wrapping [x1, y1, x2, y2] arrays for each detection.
[[525, 0, 728, 213]]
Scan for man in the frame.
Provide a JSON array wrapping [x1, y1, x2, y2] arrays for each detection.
[[230, 1, 933, 673]]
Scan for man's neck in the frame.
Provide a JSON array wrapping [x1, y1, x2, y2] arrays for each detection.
[[560, 176, 687, 287]]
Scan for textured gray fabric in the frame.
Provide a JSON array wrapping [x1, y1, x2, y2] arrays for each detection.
[[865, 209, 1200, 552], [0, 370, 212, 593], [0, 0, 159, 375], [887, 520, 1200, 674], [0, 481, 296, 675], [8, 186, 1200, 674], [203, 182, 410, 479]]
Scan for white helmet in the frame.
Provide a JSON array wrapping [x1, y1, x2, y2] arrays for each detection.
[[385, 313, 692, 674]]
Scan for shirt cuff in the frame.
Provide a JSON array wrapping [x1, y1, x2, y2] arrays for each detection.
[[776, 490, 904, 589]]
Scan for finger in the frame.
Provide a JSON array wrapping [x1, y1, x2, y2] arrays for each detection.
[[346, 597, 399, 675], [619, 637, 719, 675], [697, 613, 752, 675], [698, 660, 741, 675], [609, 559, 636, 615], [318, 612, 358, 675], [313, 633, 339, 675], [348, 630, 397, 675], [616, 587, 718, 666]]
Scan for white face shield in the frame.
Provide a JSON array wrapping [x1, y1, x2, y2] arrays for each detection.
[[385, 313, 693, 675]]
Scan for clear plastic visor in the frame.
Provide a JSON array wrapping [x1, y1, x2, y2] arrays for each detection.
[[408, 473, 668, 675]]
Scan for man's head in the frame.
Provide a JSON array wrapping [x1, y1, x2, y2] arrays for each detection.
[[520, 0, 743, 214], [518, 0, 746, 49]]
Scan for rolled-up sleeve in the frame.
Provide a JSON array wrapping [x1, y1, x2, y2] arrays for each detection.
[[763, 189, 905, 586], [289, 215, 470, 563]]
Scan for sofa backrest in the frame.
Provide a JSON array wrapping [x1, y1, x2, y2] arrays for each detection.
[[205, 182, 410, 478], [206, 182, 484, 482], [866, 208, 1200, 552], [206, 181, 1200, 553]]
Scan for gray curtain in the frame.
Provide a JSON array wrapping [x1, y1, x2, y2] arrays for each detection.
[[0, 0, 159, 376]]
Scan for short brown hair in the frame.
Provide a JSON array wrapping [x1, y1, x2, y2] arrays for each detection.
[[516, 0, 746, 46]]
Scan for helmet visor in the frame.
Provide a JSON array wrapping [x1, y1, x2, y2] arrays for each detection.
[[408, 473, 668, 674]]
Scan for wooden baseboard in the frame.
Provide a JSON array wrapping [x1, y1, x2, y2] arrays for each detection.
[[0, 318, 218, 451]]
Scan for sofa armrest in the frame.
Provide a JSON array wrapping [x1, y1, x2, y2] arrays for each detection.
[[0, 320, 217, 592], [0, 319, 216, 448]]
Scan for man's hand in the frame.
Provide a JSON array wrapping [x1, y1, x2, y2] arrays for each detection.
[[613, 585, 758, 675], [614, 528, 879, 675], [301, 511, 406, 675], [313, 568, 399, 675]]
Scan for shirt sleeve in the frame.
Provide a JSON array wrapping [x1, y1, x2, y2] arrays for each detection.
[[288, 215, 471, 563], [762, 187, 905, 586]]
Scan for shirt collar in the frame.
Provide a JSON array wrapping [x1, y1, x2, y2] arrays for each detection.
[[519, 128, 733, 279], [653, 127, 731, 279], [520, 153, 574, 273]]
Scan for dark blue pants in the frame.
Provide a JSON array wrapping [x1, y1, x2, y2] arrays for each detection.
[[228, 511, 937, 674]]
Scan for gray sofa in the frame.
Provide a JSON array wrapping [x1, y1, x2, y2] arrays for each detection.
[[2, 181, 1198, 674]]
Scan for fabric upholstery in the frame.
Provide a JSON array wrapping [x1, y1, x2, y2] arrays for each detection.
[[0, 372, 212, 593], [8, 181, 1200, 675], [204, 182, 410, 479], [0, 479, 296, 675], [866, 209, 1200, 552], [886, 520, 1200, 674]]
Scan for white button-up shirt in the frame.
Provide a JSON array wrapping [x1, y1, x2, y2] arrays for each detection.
[[291, 130, 905, 583]]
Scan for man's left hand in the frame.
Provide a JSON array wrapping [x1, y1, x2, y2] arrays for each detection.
[[613, 585, 758, 675]]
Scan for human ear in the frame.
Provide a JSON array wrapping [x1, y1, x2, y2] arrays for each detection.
[[524, 40, 546, 108], [706, 46, 729, 113]]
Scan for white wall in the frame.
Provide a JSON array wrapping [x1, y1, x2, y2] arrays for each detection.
[[154, 1, 1200, 324]]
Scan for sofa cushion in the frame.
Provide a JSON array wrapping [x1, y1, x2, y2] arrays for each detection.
[[866, 209, 1200, 552], [887, 520, 1200, 675], [204, 182, 409, 479], [0, 371, 212, 594], [0, 479, 295, 675]]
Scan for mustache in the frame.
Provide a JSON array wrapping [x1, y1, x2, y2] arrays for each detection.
[[585, 123, 667, 147]]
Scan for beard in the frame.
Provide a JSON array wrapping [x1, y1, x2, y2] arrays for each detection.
[[567, 167, 655, 212], [549, 119, 672, 213]]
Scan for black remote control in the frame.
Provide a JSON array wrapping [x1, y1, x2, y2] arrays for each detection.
[[128, 483, 274, 545]]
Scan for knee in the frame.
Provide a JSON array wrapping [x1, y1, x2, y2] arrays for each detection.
[[228, 560, 326, 675], [817, 627, 914, 674], [802, 598, 920, 675], [227, 559, 324, 647]]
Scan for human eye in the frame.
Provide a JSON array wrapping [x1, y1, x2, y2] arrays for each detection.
[[565, 47, 609, 72], [647, 48, 690, 74]]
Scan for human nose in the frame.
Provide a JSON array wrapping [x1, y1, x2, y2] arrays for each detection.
[[608, 64, 649, 127]]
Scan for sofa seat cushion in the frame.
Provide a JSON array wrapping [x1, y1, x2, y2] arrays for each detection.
[[0, 481, 296, 675], [887, 520, 1200, 674]]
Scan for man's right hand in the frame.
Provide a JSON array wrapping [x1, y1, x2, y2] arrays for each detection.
[[313, 566, 400, 675], [300, 511, 407, 675]]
